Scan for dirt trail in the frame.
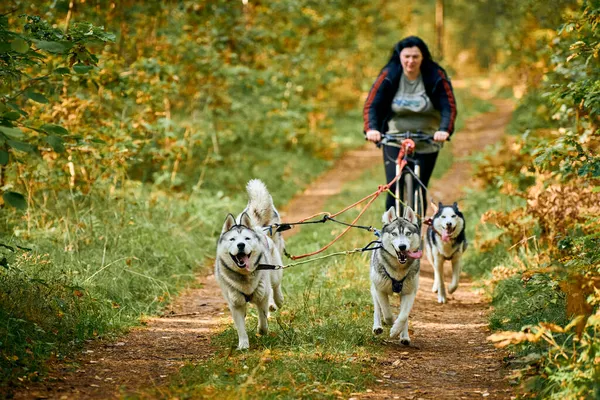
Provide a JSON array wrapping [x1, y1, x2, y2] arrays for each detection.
[[16, 100, 514, 399], [362, 99, 514, 400]]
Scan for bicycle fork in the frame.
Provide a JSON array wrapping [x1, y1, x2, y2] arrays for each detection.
[[395, 162, 421, 218]]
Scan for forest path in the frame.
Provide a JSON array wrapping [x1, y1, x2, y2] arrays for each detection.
[[361, 99, 514, 400], [16, 99, 514, 400]]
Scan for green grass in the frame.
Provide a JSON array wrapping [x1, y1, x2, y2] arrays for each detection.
[[151, 90, 497, 399], [459, 179, 567, 328], [0, 148, 331, 392], [0, 85, 494, 395], [152, 165, 389, 399]]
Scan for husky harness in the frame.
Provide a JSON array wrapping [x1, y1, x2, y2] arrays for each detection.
[[382, 265, 419, 294], [242, 292, 253, 303]]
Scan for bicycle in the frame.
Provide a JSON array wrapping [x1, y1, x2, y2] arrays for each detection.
[[377, 131, 440, 224]]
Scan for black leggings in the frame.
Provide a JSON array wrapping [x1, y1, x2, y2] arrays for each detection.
[[383, 146, 439, 214]]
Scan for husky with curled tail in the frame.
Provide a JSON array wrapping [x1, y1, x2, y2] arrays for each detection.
[[425, 202, 467, 304], [215, 179, 284, 350]]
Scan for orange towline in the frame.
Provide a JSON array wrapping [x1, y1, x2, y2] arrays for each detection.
[[288, 141, 412, 261]]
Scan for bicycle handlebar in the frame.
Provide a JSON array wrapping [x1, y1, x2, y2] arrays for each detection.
[[376, 131, 437, 148]]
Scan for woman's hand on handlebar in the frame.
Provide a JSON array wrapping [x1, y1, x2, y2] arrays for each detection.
[[433, 130, 449, 142], [366, 129, 382, 143]]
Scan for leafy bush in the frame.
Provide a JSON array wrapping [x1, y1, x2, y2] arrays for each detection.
[[467, 1, 600, 398]]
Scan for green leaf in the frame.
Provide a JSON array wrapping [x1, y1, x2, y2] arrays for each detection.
[[25, 91, 49, 104], [11, 38, 29, 54], [0, 150, 8, 166], [0, 126, 24, 139], [40, 123, 68, 135], [73, 64, 93, 74], [45, 135, 65, 153], [54, 67, 71, 75], [7, 140, 35, 153], [3, 191, 27, 210], [7, 103, 28, 117], [33, 40, 67, 53], [2, 111, 21, 121]]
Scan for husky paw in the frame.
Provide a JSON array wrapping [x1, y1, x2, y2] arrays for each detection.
[[274, 293, 284, 309], [237, 340, 250, 350], [437, 294, 447, 304], [400, 338, 411, 346], [269, 303, 278, 312], [258, 326, 268, 335], [373, 326, 383, 335], [448, 283, 458, 294], [389, 325, 402, 339]]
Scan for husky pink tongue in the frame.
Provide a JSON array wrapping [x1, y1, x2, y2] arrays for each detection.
[[241, 255, 250, 268], [442, 231, 451, 242], [408, 249, 422, 259]]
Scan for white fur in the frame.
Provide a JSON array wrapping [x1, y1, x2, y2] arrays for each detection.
[[240, 179, 285, 257], [370, 206, 421, 345], [215, 180, 284, 350], [425, 204, 467, 304]]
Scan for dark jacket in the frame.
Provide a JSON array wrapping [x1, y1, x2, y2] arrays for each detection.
[[363, 56, 457, 136]]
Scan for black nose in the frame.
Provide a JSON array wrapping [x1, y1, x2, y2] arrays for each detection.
[[399, 244, 407, 251], [237, 243, 245, 251], [446, 222, 452, 227]]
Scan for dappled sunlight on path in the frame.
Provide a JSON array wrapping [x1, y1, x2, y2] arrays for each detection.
[[16, 100, 514, 399], [359, 99, 515, 400]]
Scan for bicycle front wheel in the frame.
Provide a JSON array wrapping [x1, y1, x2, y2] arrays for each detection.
[[401, 172, 414, 218], [403, 167, 425, 226], [413, 164, 425, 226]]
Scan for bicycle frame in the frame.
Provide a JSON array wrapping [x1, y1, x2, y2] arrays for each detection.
[[378, 132, 434, 223], [393, 139, 415, 215]]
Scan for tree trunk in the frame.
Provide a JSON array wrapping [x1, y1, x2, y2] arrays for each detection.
[[435, 0, 444, 60]]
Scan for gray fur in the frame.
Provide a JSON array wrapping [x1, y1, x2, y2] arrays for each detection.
[[370, 206, 421, 345], [424, 203, 467, 304], [215, 181, 284, 350]]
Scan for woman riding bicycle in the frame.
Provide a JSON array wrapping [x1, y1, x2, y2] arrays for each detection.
[[363, 36, 457, 214]]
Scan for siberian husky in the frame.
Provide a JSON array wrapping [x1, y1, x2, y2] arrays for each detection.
[[214, 179, 284, 350], [370, 206, 422, 345], [424, 202, 467, 304]]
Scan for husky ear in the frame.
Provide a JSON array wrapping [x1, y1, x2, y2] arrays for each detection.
[[452, 201, 459, 210], [239, 212, 252, 228], [382, 207, 396, 224], [222, 213, 236, 233], [403, 206, 419, 225], [431, 201, 439, 213]]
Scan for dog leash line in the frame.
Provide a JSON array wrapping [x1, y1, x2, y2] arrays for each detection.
[[257, 241, 383, 271]]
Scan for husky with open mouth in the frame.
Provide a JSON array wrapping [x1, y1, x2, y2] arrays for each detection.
[[424, 202, 467, 304], [214, 180, 284, 350], [370, 206, 422, 345]]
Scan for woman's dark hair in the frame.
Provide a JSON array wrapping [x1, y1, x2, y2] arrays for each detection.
[[386, 36, 433, 66]]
